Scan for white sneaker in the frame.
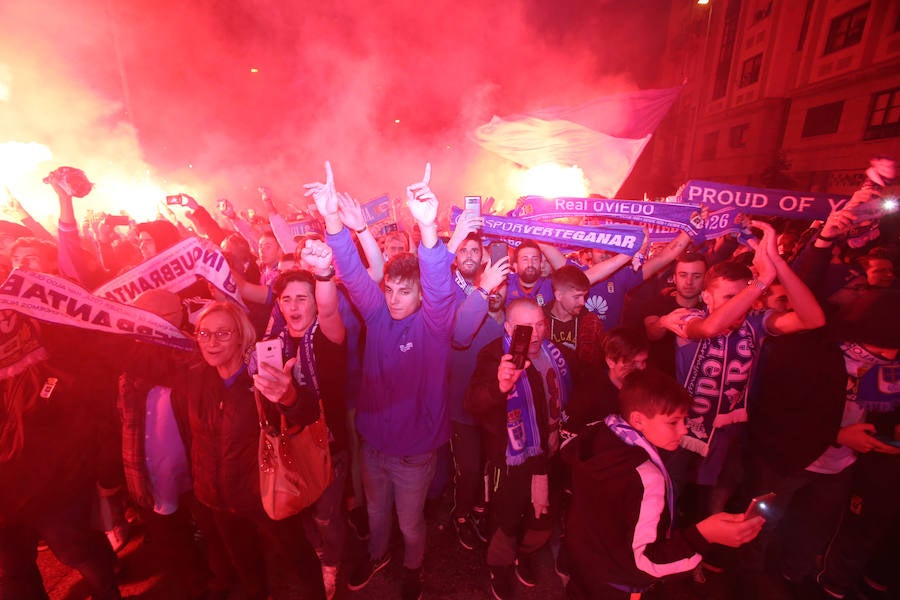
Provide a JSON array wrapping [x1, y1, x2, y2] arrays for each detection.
[[322, 564, 338, 600]]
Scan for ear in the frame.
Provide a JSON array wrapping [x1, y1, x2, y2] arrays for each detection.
[[628, 410, 648, 433], [701, 289, 712, 307], [504, 321, 514, 337], [605, 355, 616, 370]]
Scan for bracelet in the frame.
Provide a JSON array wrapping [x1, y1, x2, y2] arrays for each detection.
[[817, 232, 838, 242], [749, 278, 769, 293], [354, 225, 368, 234], [314, 266, 335, 282]]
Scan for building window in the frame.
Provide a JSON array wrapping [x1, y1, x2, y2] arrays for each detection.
[[729, 124, 749, 148], [801, 101, 844, 137], [824, 3, 869, 55], [739, 54, 763, 88], [712, 0, 742, 100], [701, 131, 719, 160], [864, 88, 900, 140]]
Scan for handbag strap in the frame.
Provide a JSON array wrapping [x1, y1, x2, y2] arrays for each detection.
[[255, 387, 327, 438]]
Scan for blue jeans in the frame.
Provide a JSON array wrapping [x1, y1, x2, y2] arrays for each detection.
[[303, 449, 349, 568], [362, 443, 436, 569]]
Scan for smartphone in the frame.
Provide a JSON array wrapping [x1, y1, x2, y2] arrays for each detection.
[[744, 492, 776, 520], [165, 194, 182, 205], [255, 338, 284, 373], [872, 434, 900, 448], [489, 241, 508, 265], [509, 324, 533, 370], [464, 195, 482, 217], [106, 214, 130, 227]]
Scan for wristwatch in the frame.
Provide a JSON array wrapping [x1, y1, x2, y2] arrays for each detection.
[[314, 266, 336, 282]]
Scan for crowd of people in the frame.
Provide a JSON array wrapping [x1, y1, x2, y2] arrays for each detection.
[[0, 155, 897, 600]]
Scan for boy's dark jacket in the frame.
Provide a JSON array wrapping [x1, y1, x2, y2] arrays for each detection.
[[562, 421, 710, 596]]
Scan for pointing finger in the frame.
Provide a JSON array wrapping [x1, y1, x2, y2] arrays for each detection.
[[325, 161, 334, 187], [423, 162, 431, 185]]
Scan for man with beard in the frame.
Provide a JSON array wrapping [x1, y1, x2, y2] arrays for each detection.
[[506, 241, 554, 307], [642, 252, 707, 376], [446, 224, 510, 550]]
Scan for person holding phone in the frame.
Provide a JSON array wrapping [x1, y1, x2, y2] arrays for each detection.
[[446, 219, 509, 551], [465, 298, 571, 599], [562, 369, 764, 600], [249, 241, 348, 600]]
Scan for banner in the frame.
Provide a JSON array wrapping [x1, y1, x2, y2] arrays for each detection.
[[450, 207, 645, 255], [511, 196, 706, 240], [94, 237, 246, 309], [682, 180, 851, 220], [286, 219, 321, 239], [0, 270, 194, 351], [361, 194, 393, 225]]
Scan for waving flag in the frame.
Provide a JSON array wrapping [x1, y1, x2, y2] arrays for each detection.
[[472, 86, 682, 198]]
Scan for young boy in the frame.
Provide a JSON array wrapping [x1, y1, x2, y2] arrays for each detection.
[[562, 368, 764, 599]]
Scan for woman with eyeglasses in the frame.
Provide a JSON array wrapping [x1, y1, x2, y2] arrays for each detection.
[[183, 300, 325, 600]]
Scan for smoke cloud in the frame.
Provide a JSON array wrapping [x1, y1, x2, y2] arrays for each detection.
[[0, 0, 667, 227]]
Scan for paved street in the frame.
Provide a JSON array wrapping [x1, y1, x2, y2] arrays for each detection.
[[39, 509, 566, 600]]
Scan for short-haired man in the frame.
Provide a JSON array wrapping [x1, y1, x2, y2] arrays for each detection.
[[506, 241, 554, 307], [642, 251, 707, 375], [563, 368, 764, 599], [257, 230, 282, 286], [544, 265, 605, 374], [465, 298, 571, 599], [662, 223, 825, 525], [311, 163, 455, 600], [445, 215, 510, 549]]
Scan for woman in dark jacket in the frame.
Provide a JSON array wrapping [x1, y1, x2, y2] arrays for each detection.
[[130, 301, 325, 600]]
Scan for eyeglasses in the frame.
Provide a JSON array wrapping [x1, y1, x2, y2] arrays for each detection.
[[195, 329, 235, 342]]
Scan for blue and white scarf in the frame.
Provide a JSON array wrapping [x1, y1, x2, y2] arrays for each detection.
[[504, 336, 571, 466], [605, 413, 675, 531]]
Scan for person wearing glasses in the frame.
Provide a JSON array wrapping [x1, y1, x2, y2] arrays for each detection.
[[124, 300, 325, 599]]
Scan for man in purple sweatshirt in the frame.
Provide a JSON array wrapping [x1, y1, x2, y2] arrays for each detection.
[[306, 163, 455, 600]]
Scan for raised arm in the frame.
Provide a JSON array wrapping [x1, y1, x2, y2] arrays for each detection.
[[337, 192, 384, 282], [757, 221, 825, 335], [307, 162, 385, 321], [683, 226, 778, 340], [300, 239, 345, 344], [642, 231, 692, 280]]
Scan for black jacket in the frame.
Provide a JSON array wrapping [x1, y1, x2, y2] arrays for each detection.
[[563, 422, 709, 595]]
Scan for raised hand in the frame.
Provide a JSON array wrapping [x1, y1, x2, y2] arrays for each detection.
[[447, 210, 484, 253], [303, 161, 338, 217], [337, 192, 366, 232], [218, 198, 237, 220], [406, 163, 438, 227], [749, 220, 777, 284], [820, 206, 857, 240], [254, 358, 299, 406], [480, 256, 510, 293], [498, 353, 529, 394], [300, 239, 335, 274]]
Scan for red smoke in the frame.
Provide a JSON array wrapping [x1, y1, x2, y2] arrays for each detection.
[[0, 0, 668, 226]]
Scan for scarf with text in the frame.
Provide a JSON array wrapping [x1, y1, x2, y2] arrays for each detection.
[[503, 335, 571, 465]]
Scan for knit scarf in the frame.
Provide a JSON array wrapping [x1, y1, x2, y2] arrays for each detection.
[[605, 413, 675, 531], [841, 342, 900, 412], [681, 316, 759, 456], [503, 335, 571, 466]]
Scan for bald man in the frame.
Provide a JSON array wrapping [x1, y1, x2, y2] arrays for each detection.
[[465, 298, 571, 599]]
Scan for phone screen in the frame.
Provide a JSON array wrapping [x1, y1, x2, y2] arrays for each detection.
[[744, 492, 776, 520], [489, 242, 508, 265], [509, 325, 532, 370], [464, 195, 482, 217], [255, 339, 284, 372]]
